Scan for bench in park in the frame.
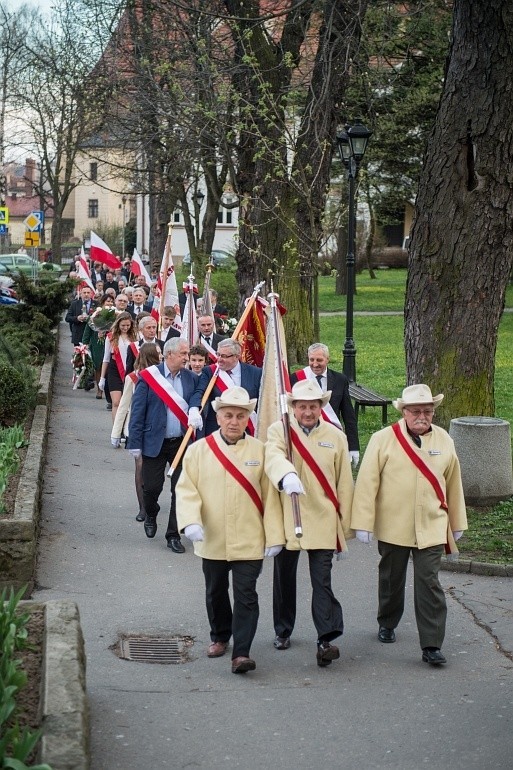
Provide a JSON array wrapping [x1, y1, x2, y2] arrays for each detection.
[[348, 383, 392, 425]]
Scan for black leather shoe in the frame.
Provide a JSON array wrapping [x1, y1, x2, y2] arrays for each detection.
[[378, 627, 396, 644], [273, 636, 291, 650], [422, 647, 446, 665], [144, 518, 157, 538], [167, 537, 185, 553], [316, 641, 340, 667], [106, 403, 112, 411], [136, 511, 146, 522]]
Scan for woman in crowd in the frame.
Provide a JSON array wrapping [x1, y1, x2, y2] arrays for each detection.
[[99, 312, 137, 420], [82, 294, 116, 399], [111, 343, 162, 523]]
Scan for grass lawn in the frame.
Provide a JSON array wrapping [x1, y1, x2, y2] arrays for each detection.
[[318, 273, 513, 565]]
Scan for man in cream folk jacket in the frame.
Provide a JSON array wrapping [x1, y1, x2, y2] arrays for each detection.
[[176, 387, 284, 675], [351, 384, 467, 666], [265, 380, 354, 668]]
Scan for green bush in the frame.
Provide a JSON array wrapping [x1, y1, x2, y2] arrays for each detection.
[[0, 425, 26, 514], [0, 363, 37, 428]]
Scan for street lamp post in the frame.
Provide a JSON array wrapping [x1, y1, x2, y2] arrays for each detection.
[[336, 120, 372, 383]]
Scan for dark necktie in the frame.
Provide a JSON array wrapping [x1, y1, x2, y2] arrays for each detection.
[[203, 335, 211, 346], [316, 374, 323, 390]]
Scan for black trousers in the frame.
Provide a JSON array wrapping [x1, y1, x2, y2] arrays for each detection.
[[142, 437, 183, 540], [273, 548, 343, 643], [377, 541, 447, 649], [202, 558, 263, 659]]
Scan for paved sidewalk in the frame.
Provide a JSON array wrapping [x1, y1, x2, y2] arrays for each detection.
[[33, 322, 513, 770]]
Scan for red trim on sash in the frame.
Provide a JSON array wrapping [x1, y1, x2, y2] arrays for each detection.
[[290, 427, 342, 551], [128, 372, 138, 384], [130, 341, 139, 359], [206, 435, 263, 516], [391, 422, 454, 555], [107, 332, 127, 381], [139, 368, 189, 429]]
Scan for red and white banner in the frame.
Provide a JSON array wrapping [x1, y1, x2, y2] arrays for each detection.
[[90, 231, 122, 270], [180, 288, 198, 347], [151, 245, 181, 329], [77, 247, 95, 292], [130, 248, 152, 287]]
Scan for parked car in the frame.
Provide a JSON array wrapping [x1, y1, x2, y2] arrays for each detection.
[[0, 253, 63, 278], [0, 262, 15, 289], [0, 287, 18, 305], [182, 250, 235, 269]]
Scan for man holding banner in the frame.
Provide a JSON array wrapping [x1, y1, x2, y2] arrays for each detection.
[[127, 338, 199, 553], [176, 387, 284, 674], [265, 380, 354, 668], [290, 343, 360, 467]]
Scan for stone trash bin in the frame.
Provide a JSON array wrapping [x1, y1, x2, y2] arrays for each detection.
[[449, 417, 513, 506]]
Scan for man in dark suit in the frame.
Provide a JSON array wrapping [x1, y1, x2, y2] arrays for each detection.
[[103, 270, 119, 294], [188, 338, 261, 436], [128, 337, 198, 553], [128, 287, 153, 318], [210, 290, 229, 318], [125, 316, 164, 375], [65, 286, 98, 345], [290, 342, 360, 467], [196, 314, 226, 353], [160, 306, 181, 343]]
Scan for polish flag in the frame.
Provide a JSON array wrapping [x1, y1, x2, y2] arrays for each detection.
[[130, 247, 152, 286], [77, 247, 95, 292], [89, 231, 122, 270]]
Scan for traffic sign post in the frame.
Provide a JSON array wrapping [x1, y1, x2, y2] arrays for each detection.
[[25, 232, 40, 248], [0, 207, 9, 225], [24, 211, 44, 232]]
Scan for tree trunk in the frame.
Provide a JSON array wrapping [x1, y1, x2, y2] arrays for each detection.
[[405, 0, 513, 428]]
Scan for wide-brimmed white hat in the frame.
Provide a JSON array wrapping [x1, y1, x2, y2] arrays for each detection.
[[393, 384, 444, 411], [212, 386, 257, 413], [286, 379, 331, 408]]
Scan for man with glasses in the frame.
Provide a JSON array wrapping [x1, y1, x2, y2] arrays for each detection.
[[188, 339, 262, 436], [351, 385, 467, 666]]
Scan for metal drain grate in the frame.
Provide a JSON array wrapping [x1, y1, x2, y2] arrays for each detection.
[[118, 634, 194, 664]]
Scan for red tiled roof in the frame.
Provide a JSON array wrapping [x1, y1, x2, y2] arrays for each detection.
[[4, 196, 53, 219]]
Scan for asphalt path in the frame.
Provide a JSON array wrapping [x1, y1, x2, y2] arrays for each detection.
[[34, 322, 513, 770]]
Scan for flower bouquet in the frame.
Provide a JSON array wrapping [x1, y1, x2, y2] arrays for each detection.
[[215, 315, 237, 334], [71, 344, 95, 390], [88, 307, 117, 332]]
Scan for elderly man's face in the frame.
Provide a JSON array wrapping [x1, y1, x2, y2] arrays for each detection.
[[115, 295, 128, 310], [216, 346, 239, 371], [216, 407, 249, 442], [80, 287, 92, 301], [308, 349, 329, 375], [293, 399, 322, 429], [402, 405, 435, 435], [166, 343, 189, 373], [140, 320, 157, 339]]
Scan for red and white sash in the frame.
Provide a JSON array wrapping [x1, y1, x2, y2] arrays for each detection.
[[290, 426, 345, 553], [209, 364, 256, 435], [295, 368, 342, 430], [206, 434, 263, 516], [108, 332, 130, 381], [139, 365, 190, 429], [391, 421, 458, 556], [198, 337, 218, 363]]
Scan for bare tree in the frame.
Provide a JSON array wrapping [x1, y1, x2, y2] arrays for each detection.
[[405, 0, 513, 426]]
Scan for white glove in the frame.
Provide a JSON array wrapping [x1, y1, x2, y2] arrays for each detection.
[[187, 407, 203, 430], [184, 524, 204, 542], [129, 449, 141, 459], [356, 530, 373, 544], [453, 530, 463, 541], [98, 377, 106, 391], [111, 437, 121, 448], [349, 451, 360, 467], [281, 472, 305, 496], [264, 545, 283, 557]]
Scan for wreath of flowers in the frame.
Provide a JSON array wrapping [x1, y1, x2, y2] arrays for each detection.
[[71, 344, 95, 390]]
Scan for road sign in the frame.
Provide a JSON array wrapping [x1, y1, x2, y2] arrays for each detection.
[[0, 224, 8, 235], [25, 232, 40, 247], [0, 207, 8, 225], [24, 211, 44, 232]]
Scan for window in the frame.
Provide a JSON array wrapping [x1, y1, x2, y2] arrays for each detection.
[[88, 199, 99, 218], [217, 209, 233, 225], [90, 163, 98, 181], [173, 209, 181, 223]]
